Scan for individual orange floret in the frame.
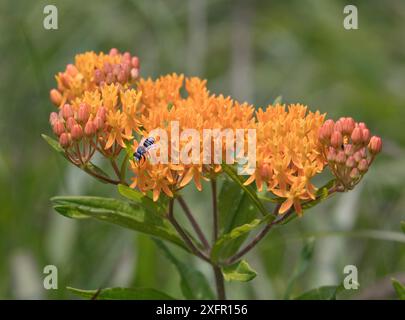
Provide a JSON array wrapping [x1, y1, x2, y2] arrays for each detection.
[[244, 103, 326, 215], [50, 48, 140, 107], [319, 117, 382, 190]]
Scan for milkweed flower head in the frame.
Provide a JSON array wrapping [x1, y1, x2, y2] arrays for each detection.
[[319, 117, 382, 190], [50, 83, 142, 164], [243, 104, 326, 215], [129, 74, 255, 200], [50, 48, 140, 106]]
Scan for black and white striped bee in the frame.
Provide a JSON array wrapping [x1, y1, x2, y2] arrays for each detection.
[[133, 137, 156, 164]]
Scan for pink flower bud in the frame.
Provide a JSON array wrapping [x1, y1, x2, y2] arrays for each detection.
[[84, 120, 97, 136], [345, 156, 356, 168], [358, 159, 368, 172], [362, 129, 371, 144], [66, 64, 78, 77], [359, 147, 367, 158], [368, 136, 382, 154], [131, 56, 139, 68], [350, 168, 360, 179], [59, 133, 71, 148], [344, 144, 354, 156], [52, 120, 65, 136], [342, 117, 355, 135], [94, 116, 104, 131], [109, 48, 119, 56], [130, 68, 139, 80], [326, 148, 336, 162], [351, 127, 363, 144], [117, 70, 128, 83], [103, 62, 112, 74], [260, 163, 272, 179], [66, 117, 76, 132], [358, 122, 367, 130], [105, 72, 114, 84], [49, 112, 59, 126], [336, 151, 346, 164], [77, 103, 90, 123], [353, 151, 362, 163], [97, 107, 107, 121], [319, 119, 335, 143], [61, 104, 74, 120], [113, 64, 121, 77], [50, 89, 62, 106], [330, 131, 343, 148], [334, 121, 343, 133], [94, 69, 105, 84], [123, 52, 131, 62], [71, 124, 83, 140]]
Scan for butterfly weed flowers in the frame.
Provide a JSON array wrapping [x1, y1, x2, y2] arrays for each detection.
[[45, 49, 382, 300]]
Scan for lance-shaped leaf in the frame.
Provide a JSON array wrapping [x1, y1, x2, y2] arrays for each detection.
[[118, 184, 167, 215], [392, 278, 405, 300], [222, 260, 257, 282], [41, 134, 64, 153], [222, 164, 269, 217], [67, 287, 175, 300], [51, 196, 187, 251], [154, 240, 215, 300], [294, 285, 340, 300], [211, 218, 265, 263]]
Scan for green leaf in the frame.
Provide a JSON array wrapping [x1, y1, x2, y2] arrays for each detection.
[[392, 278, 405, 300], [284, 237, 316, 299], [118, 184, 166, 215], [222, 164, 269, 218], [67, 286, 175, 300], [211, 218, 264, 263], [401, 221, 405, 234], [51, 196, 187, 251], [222, 260, 257, 282], [272, 95, 283, 105], [216, 178, 261, 260], [294, 285, 339, 300], [154, 240, 215, 300], [41, 134, 64, 153]]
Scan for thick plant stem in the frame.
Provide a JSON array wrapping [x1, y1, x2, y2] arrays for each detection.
[[213, 265, 226, 300], [211, 179, 218, 242], [177, 196, 210, 251]]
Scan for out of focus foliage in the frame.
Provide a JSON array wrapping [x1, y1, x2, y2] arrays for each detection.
[[0, 0, 404, 299]]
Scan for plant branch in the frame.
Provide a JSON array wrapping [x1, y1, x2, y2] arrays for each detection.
[[177, 196, 210, 251], [167, 199, 211, 263], [211, 179, 218, 242]]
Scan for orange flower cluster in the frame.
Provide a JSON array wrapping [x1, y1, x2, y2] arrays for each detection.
[[50, 48, 140, 107], [244, 104, 326, 215], [130, 74, 255, 201], [48, 49, 382, 215]]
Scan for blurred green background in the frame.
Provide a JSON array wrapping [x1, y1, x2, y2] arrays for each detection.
[[0, 0, 404, 299]]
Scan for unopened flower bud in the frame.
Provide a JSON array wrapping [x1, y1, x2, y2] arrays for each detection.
[[351, 127, 363, 144], [358, 122, 367, 130], [353, 151, 362, 163], [113, 64, 121, 77], [97, 107, 107, 121], [368, 136, 382, 155], [59, 133, 71, 148], [84, 120, 97, 136], [77, 103, 90, 123], [52, 120, 65, 136], [131, 56, 139, 68], [336, 151, 346, 164], [123, 52, 131, 62], [331, 131, 343, 148], [71, 124, 83, 140], [130, 68, 139, 80], [344, 144, 354, 156], [334, 121, 343, 133], [117, 70, 128, 83], [66, 117, 76, 131], [361, 129, 370, 144], [103, 62, 112, 74], [66, 64, 78, 77], [49, 112, 59, 126], [319, 119, 334, 143], [345, 156, 356, 168], [94, 69, 105, 84], [94, 116, 104, 131], [358, 159, 368, 172], [50, 89, 62, 106], [342, 117, 355, 135], [326, 148, 336, 162], [260, 163, 272, 180], [350, 168, 360, 179], [62, 104, 74, 120], [109, 48, 119, 56], [105, 72, 114, 84]]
